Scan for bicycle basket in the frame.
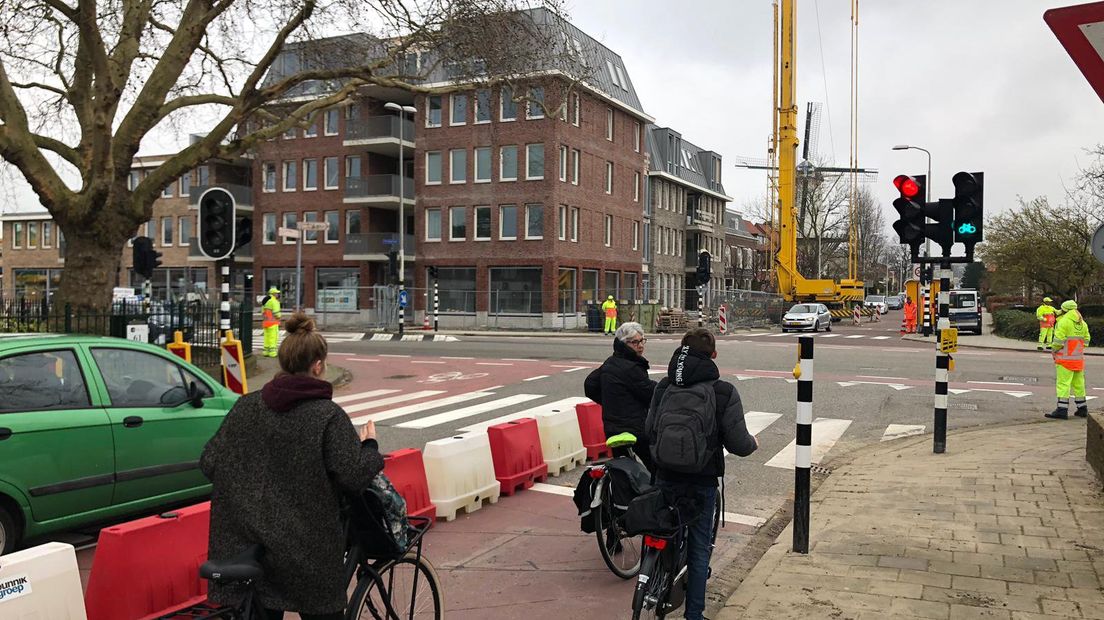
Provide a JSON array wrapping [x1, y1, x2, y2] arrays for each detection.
[[347, 473, 409, 559]]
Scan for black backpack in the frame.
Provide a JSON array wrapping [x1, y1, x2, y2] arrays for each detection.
[[647, 381, 719, 473]]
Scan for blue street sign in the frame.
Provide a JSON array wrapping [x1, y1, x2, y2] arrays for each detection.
[[382, 238, 399, 245], [398, 290, 409, 308]]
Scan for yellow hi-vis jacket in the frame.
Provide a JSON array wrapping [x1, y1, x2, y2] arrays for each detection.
[[1051, 310, 1091, 371], [1036, 304, 1057, 328]]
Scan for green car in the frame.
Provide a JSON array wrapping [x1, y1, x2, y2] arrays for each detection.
[[0, 334, 238, 554]]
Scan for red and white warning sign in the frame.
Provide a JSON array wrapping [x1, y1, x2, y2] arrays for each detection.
[[718, 304, 728, 334], [1045, 2, 1104, 103], [221, 330, 248, 395]]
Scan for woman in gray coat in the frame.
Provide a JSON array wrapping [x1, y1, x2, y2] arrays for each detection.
[[200, 312, 384, 619]]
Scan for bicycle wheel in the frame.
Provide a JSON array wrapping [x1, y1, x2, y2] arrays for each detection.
[[594, 482, 643, 579], [631, 548, 669, 620], [347, 552, 443, 620]]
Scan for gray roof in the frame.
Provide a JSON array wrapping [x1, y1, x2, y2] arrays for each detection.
[[646, 125, 729, 198]]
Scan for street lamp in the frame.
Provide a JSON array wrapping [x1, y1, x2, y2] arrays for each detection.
[[384, 101, 417, 333], [892, 143, 933, 335]]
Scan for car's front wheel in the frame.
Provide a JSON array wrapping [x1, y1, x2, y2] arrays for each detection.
[[0, 504, 19, 555], [813, 320, 821, 332]]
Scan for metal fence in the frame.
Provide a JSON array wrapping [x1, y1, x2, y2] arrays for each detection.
[[708, 288, 786, 329], [0, 298, 253, 368]]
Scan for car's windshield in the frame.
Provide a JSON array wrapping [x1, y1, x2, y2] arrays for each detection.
[[865, 295, 885, 303], [788, 304, 816, 314]]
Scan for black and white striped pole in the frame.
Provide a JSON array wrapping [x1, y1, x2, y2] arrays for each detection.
[[220, 263, 231, 339], [922, 284, 931, 337], [433, 277, 440, 333], [697, 285, 704, 328], [793, 335, 814, 554], [933, 262, 951, 453]]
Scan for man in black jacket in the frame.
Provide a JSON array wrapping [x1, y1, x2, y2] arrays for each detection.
[[646, 327, 758, 620], [584, 321, 657, 472]]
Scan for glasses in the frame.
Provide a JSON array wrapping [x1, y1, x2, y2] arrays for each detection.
[[627, 338, 647, 345]]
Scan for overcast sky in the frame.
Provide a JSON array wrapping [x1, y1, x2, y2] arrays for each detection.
[[567, 0, 1103, 224]]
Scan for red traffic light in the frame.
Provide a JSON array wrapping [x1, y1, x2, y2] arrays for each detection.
[[893, 174, 921, 199]]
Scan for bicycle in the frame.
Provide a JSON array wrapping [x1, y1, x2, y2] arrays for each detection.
[[585, 432, 650, 579]]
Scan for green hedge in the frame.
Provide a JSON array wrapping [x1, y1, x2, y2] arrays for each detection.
[[992, 309, 1104, 347]]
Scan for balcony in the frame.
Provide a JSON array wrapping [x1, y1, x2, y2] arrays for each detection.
[[344, 116, 415, 157], [686, 213, 714, 233], [344, 233, 415, 261], [188, 238, 252, 261], [189, 184, 253, 211], [343, 175, 414, 208]]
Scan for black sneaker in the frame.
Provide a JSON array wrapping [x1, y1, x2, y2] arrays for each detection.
[[1045, 409, 1069, 420], [1075, 407, 1089, 418]]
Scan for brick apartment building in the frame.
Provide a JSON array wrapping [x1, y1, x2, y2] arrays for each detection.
[[644, 126, 732, 309], [723, 210, 770, 291]]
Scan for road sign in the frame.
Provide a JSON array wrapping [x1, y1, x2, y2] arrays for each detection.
[[939, 328, 959, 354], [398, 289, 409, 308], [126, 324, 150, 343], [912, 265, 921, 280], [221, 330, 248, 395], [297, 221, 330, 232], [167, 330, 192, 363], [1045, 2, 1104, 104], [382, 238, 399, 245], [1092, 223, 1104, 264], [278, 226, 300, 239]]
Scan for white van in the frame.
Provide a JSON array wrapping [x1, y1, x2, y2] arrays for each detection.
[[948, 289, 982, 334]]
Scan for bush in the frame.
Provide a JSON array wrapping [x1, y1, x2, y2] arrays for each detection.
[[992, 309, 1104, 347], [985, 295, 1027, 314]]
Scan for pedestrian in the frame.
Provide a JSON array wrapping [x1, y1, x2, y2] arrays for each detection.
[[601, 294, 618, 335], [1036, 296, 1058, 351], [645, 328, 759, 620], [261, 287, 282, 358], [1046, 300, 1091, 420], [852, 303, 861, 326], [903, 296, 918, 333], [584, 322, 657, 472], [201, 312, 384, 619]]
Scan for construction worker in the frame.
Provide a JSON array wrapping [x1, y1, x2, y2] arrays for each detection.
[[1036, 296, 1058, 351], [261, 287, 282, 358], [1046, 300, 1091, 420], [903, 297, 917, 334], [601, 295, 618, 335]]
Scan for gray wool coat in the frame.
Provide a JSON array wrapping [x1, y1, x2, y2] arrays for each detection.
[[200, 390, 384, 614]]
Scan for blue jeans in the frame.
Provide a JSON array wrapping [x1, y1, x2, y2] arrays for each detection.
[[659, 482, 717, 620]]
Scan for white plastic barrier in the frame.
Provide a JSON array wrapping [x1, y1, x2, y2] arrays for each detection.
[[423, 433, 501, 521], [536, 409, 587, 476], [0, 542, 87, 619]]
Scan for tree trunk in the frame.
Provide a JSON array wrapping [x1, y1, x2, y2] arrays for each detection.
[[54, 226, 128, 311]]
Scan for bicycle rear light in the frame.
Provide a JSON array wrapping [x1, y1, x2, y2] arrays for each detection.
[[588, 467, 605, 479], [643, 535, 668, 550]]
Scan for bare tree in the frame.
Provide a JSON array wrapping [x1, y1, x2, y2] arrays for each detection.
[[794, 168, 850, 280], [850, 186, 888, 290], [0, 0, 582, 309]]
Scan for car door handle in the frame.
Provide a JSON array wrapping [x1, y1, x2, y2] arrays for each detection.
[[123, 416, 144, 428], [0, 427, 11, 441]]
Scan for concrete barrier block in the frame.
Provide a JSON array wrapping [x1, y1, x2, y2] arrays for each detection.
[[423, 433, 501, 521], [0, 542, 87, 619], [575, 401, 612, 461], [537, 408, 587, 476]]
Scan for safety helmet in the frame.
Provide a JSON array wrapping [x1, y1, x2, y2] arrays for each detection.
[[268, 287, 280, 295], [608, 295, 614, 300], [1061, 300, 1078, 311], [1043, 297, 1053, 303]]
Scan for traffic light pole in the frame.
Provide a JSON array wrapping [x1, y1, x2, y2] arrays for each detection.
[[220, 261, 231, 340], [933, 261, 951, 454], [433, 277, 439, 333]]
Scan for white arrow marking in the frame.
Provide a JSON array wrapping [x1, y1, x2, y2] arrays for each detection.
[[837, 381, 913, 390], [882, 424, 926, 441]]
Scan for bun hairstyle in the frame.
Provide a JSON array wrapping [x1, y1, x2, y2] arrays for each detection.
[[278, 311, 328, 375]]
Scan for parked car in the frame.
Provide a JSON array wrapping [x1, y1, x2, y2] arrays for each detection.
[[886, 295, 905, 310], [863, 295, 888, 314], [782, 303, 833, 332], [949, 289, 983, 335], [0, 334, 239, 554]]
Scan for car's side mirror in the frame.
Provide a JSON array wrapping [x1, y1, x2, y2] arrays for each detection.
[[188, 381, 204, 408]]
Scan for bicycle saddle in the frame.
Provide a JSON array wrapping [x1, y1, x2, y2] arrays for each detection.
[[606, 432, 637, 449], [200, 545, 264, 583]]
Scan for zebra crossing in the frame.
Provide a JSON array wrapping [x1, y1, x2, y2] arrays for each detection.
[[741, 331, 895, 340]]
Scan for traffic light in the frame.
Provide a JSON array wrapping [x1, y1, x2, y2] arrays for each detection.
[[891, 174, 927, 252], [132, 236, 162, 279], [428, 266, 440, 279], [696, 251, 711, 286], [924, 198, 955, 256], [952, 171, 984, 257], [236, 216, 253, 248], [197, 187, 236, 259], [387, 250, 398, 284]]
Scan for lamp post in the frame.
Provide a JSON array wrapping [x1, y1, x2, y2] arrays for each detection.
[[892, 144, 933, 335], [384, 102, 417, 333]]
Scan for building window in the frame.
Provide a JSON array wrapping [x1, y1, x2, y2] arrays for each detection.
[[283, 160, 297, 191], [345, 155, 361, 181], [180, 171, 190, 197], [571, 207, 579, 242], [263, 162, 276, 192], [474, 206, 491, 240], [633, 121, 641, 152], [324, 211, 339, 243], [632, 220, 639, 251], [606, 108, 614, 141], [284, 127, 296, 139], [344, 103, 359, 121], [42, 221, 53, 248], [179, 216, 192, 245], [500, 86, 517, 121], [450, 149, 467, 184], [304, 118, 318, 137], [146, 220, 155, 240], [526, 86, 544, 119], [128, 170, 140, 191], [474, 90, 492, 123], [558, 205, 567, 240], [303, 159, 318, 191], [324, 157, 339, 189], [263, 213, 276, 244], [489, 267, 542, 315], [581, 269, 599, 305], [525, 144, 544, 180], [499, 204, 518, 240], [571, 93, 580, 126], [450, 93, 467, 125], [425, 151, 442, 185], [449, 206, 466, 241], [559, 145, 567, 181], [624, 273, 637, 299], [605, 271, 620, 299], [426, 95, 443, 127], [12, 222, 23, 248], [282, 212, 296, 244], [345, 209, 361, 235], [525, 203, 543, 239], [500, 145, 518, 181], [263, 269, 298, 310], [426, 207, 442, 241], [324, 109, 339, 135], [316, 268, 359, 312], [571, 149, 580, 185], [604, 214, 612, 247], [557, 268, 576, 314], [474, 147, 491, 183], [162, 181, 173, 198], [634, 171, 640, 202], [434, 267, 477, 313], [605, 161, 613, 194], [302, 211, 319, 243], [161, 216, 173, 246], [27, 221, 38, 248]]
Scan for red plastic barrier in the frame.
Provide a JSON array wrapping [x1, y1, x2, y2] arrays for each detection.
[[487, 417, 548, 495], [576, 401, 612, 460], [384, 448, 437, 522], [85, 502, 210, 620]]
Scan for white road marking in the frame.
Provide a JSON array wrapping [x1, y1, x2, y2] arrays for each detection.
[[742, 332, 769, 337], [347, 358, 379, 362], [396, 394, 545, 429], [948, 388, 1033, 398], [858, 375, 909, 381], [871, 336, 892, 340], [968, 380, 1024, 386], [837, 381, 912, 391], [379, 354, 411, 358], [723, 512, 767, 528], [333, 389, 399, 404], [476, 362, 513, 366], [818, 334, 841, 338], [502, 358, 538, 362], [412, 361, 446, 365], [563, 366, 589, 373], [764, 418, 853, 470], [743, 411, 783, 436], [532, 482, 576, 497], [767, 333, 792, 337], [845, 335, 865, 339], [882, 424, 926, 441], [523, 375, 550, 382], [360, 390, 497, 423], [343, 390, 446, 414], [441, 356, 475, 360], [458, 397, 592, 434], [744, 369, 791, 375]]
